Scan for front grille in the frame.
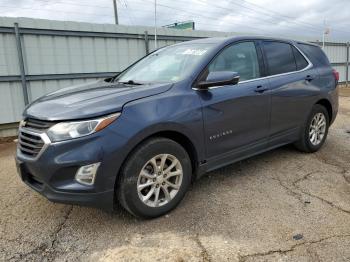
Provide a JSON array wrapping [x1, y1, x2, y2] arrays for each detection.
[[18, 118, 54, 159], [25, 118, 54, 130], [18, 130, 45, 158]]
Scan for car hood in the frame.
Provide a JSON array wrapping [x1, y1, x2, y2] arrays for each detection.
[[24, 80, 173, 121]]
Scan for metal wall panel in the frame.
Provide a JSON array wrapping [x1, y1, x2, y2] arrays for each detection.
[[28, 78, 100, 101], [0, 82, 25, 123], [22, 35, 146, 75], [149, 39, 181, 53], [323, 45, 347, 63], [0, 33, 19, 75]]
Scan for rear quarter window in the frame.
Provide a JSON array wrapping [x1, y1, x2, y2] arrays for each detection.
[[297, 43, 330, 67], [292, 46, 309, 70]]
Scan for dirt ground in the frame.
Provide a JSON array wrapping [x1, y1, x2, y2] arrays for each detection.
[[0, 90, 350, 262]]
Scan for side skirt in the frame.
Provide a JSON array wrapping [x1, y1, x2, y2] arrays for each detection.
[[196, 128, 300, 179]]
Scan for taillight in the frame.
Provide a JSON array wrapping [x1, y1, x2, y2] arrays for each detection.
[[332, 69, 339, 82]]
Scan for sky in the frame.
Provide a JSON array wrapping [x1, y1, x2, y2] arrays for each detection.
[[1, 0, 350, 41]]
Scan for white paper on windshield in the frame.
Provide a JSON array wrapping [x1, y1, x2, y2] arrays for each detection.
[[181, 49, 208, 56]]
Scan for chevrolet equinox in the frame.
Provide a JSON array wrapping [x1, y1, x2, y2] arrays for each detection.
[[16, 36, 339, 218]]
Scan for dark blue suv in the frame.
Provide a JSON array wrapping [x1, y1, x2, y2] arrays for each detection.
[[15, 36, 338, 218]]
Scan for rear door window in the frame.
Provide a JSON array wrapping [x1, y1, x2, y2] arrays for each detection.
[[263, 41, 296, 75], [208, 41, 261, 81]]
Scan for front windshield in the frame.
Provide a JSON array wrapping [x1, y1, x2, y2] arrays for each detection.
[[116, 43, 214, 83]]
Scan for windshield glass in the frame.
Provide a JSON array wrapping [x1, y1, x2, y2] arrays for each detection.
[[116, 43, 214, 83]]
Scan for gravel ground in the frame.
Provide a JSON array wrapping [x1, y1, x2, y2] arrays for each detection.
[[1, 92, 350, 262]]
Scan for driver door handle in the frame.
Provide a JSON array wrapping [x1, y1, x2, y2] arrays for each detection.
[[255, 85, 268, 93]]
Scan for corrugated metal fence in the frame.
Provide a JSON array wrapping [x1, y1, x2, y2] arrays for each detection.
[[322, 42, 349, 84], [0, 17, 349, 136]]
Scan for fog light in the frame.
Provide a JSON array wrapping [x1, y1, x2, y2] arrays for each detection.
[[75, 163, 100, 185]]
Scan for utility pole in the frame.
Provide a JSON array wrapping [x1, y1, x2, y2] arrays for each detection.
[[322, 30, 325, 49], [322, 19, 330, 50], [154, 0, 157, 49], [113, 0, 119, 25]]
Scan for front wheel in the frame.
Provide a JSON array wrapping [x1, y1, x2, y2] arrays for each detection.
[[294, 104, 329, 153], [117, 138, 192, 218]]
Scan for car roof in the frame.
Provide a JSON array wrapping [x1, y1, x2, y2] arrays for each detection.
[[176, 36, 320, 48]]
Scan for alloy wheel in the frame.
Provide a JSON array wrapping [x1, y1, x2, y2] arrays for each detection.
[[137, 154, 183, 207], [309, 112, 326, 146]]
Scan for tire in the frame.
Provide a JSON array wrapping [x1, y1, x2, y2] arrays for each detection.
[[117, 137, 192, 218], [294, 104, 329, 153]]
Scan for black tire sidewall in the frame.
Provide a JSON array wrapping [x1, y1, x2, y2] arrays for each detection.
[[304, 105, 329, 152], [118, 138, 192, 218]]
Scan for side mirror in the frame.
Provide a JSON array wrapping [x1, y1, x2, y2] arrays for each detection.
[[197, 71, 240, 89]]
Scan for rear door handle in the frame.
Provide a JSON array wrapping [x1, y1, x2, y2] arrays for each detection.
[[255, 85, 268, 93], [305, 75, 314, 82]]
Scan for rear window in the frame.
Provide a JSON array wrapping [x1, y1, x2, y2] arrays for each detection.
[[292, 46, 309, 70], [297, 43, 330, 66], [263, 41, 296, 75]]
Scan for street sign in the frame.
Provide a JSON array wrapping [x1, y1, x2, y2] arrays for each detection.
[[164, 21, 195, 30]]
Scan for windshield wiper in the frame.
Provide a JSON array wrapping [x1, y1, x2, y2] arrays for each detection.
[[118, 80, 143, 85]]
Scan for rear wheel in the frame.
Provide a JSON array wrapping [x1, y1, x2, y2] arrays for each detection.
[[294, 104, 329, 153], [117, 137, 192, 218]]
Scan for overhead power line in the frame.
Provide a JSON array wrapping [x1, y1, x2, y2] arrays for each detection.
[[129, 0, 269, 33], [0, 4, 113, 17], [185, 0, 322, 34], [2, 0, 350, 36], [229, 0, 350, 35], [31, 0, 114, 9], [147, 0, 350, 35]]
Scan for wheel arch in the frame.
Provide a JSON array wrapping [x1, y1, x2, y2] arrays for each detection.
[[115, 126, 202, 193], [148, 131, 199, 177], [315, 98, 333, 122]]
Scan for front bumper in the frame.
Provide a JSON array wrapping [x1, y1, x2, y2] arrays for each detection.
[[15, 126, 128, 210], [16, 159, 114, 209]]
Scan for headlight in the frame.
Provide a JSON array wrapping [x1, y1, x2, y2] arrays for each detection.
[[19, 119, 26, 128], [47, 113, 120, 142]]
